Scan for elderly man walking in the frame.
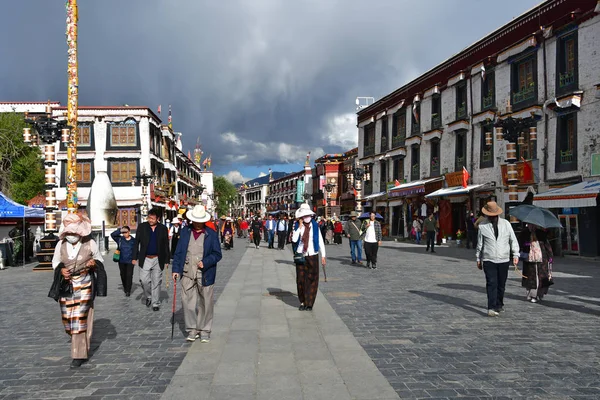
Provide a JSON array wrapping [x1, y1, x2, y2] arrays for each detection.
[[345, 211, 363, 265], [476, 201, 520, 317], [172, 205, 222, 342]]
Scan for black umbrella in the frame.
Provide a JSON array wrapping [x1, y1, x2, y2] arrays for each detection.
[[510, 204, 562, 229]]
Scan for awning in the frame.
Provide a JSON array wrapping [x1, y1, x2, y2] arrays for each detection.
[[388, 177, 444, 198], [533, 180, 600, 208], [362, 191, 386, 201], [425, 184, 485, 198]]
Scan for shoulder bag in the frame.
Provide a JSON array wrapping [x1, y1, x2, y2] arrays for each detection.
[[113, 238, 121, 262]]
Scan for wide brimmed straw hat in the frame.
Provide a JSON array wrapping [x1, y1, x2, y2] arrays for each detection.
[[60, 213, 92, 239], [482, 201, 503, 216], [188, 205, 211, 223], [295, 203, 315, 219], [349, 211, 359, 217]]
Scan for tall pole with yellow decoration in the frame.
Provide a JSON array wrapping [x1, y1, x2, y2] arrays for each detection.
[[66, 0, 79, 213]]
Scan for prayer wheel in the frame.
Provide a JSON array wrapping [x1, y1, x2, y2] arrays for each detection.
[[44, 145, 56, 164], [495, 127, 504, 141], [46, 189, 57, 209], [45, 167, 56, 186], [485, 132, 493, 147], [508, 185, 519, 202], [506, 143, 517, 161], [507, 163, 518, 182], [23, 127, 31, 143], [529, 126, 537, 141], [61, 128, 70, 144], [518, 135, 525, 146], [45, 212, 57, 232]]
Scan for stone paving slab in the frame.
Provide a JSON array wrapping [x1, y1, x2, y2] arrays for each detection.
[[0, 238, 244, 400], [319, 240, 600, 400], [161, 241, 400, 400]]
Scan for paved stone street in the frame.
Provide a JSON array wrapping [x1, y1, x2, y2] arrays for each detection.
[[0, 239, 244, 400], [319, 240, 600, 399]]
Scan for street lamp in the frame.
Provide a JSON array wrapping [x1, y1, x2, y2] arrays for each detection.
[[324, 183, 335, 218], [131, 167, 155, 221]]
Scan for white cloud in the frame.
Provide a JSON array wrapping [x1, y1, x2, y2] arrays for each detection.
[[221, 132, 242, 145], [223, 170, 248, 184], [258, 172, 267, 177], [323, 113, 358, 149]]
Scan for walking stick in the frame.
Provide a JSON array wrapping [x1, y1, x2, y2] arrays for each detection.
[[170, 276, 177, 341], [322, 262, 327, 282]]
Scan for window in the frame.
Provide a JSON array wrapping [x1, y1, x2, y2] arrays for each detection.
[[411, 145, 420, 181], [61, 160, 93, 187], [363, 123, 375, 156], [511, 55, 537, 109], [431, 94, 442, 129], [481, 71, 495, 111], [380, 160, 387, 190], [456, 83, 468, 120], [455, 131, 467, 172], [78, 125, 92, 146], [555, 113, 577, 172], [110, 160, 138, 184], [392, 156, 404, 182], [430, 140, 440, 177], [381, 116, 388, 152], [480, 124, 494, 169], [109, 119, 138, 147], [411, 104, 421, 134], [556, 32, 578, 95], [392, 110, 406, 148]]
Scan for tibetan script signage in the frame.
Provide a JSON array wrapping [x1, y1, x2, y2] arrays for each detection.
[[445, 171, 463, 187], [501, 160, 537, 186]]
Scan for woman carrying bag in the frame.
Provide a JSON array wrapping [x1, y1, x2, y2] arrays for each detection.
[[110, 226, 136, 297]]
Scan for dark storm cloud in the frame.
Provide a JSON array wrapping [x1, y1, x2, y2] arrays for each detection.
[[1, 0, 542, 171]]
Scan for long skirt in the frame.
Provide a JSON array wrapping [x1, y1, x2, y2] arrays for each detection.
[[59, 273, 94, 359], [296, 255, 319, 308], [522, 261, 551, 299]]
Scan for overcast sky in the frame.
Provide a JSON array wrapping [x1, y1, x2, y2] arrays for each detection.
[[0, 0, 542, 183]]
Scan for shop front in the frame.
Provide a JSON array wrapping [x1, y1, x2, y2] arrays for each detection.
[[534, 180, 600, 257]]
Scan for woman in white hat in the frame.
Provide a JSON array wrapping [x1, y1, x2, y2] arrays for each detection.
[[291, 204, 326, 311], [169, 217, 182, 257], [50, 213, 106, 368]]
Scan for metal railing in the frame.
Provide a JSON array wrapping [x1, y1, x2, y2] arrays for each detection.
[[513, 85, 536, 104], [456, 104, 467, 119], [560, 149, 574, 164], [431, 114, 441, 129], [392, 135, 405, 149], [559, 71, 576, 88], [482, 94, 494, 110]]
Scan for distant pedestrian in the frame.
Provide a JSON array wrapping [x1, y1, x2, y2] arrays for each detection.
[[133, 208, 170, 311], [250, 217, 262, 249], [221, 218, 235, 249], [361, 212, 382, 269], [466, 212, 476, 249], [333, 219, 343, 245], [169, 217, 182, 257], [292, 204, 326, 311], [412, 217, 422, 244], [518, 224, 554, 303], [266, 215, 276, 248], [277, 214, 289, 250], [423, 213, 438, 253], [172, 205, 222, 342], [51, 214, 106, 368], [345, 211, 363, 265], [110, 226, 136, 296], [239, 218, 249, 238], [325, 219, 334, 244], [476, 201, 520, 317]]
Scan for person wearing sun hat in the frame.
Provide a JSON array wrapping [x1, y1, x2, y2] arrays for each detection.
[[476, 201, 520, 317], [172, 205, 222, 342], [51, 213, 106, 368], [169, 217, 182, 258], [291, 203, 326, 311]]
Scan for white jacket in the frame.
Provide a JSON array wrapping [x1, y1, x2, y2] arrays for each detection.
[[475, 218, 520, 263]]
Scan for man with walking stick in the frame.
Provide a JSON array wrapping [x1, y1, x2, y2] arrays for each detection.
[[172, 205, 222, 342]]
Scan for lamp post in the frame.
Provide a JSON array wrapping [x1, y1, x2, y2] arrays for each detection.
[[353, 159, 365, 213], [324, 183, 334, 219], [193, 184, 205, 203], [493, 106, 538, 205], [131, 167, 155, 222]]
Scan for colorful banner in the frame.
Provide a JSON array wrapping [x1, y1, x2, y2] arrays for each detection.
[[296, 180, 305, 202], [319, 175, 326, 191]]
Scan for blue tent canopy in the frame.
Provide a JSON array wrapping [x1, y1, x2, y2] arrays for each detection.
[[0, 192, 45, 219]]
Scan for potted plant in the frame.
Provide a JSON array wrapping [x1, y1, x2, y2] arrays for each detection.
[[456, 229, 465, 246]]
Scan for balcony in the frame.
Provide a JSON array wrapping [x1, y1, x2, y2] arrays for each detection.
[[411, 164, 420, 181], [456, 104, 467, 120], [513, 85, 536, 105], [392, 135, 405, 149], [364, 144, 375, 157], [560, 149, 574, 164], [411, 123, 421, 135], [482, 93, 494, 110], [559, 71, 576, 88], [431, 114, 441, 129], [381, 136, 388, 152], [430, 157, 440, 177]]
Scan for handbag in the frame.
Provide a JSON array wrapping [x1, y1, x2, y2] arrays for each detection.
[[113, 238, 121, 262], [293, 252, 305, 264], [48, 268, 73, 302]]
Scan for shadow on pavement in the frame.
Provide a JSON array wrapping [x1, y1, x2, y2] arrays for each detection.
[[90, 318, 117, 355], [408, 290, 486, 316], [266, 287, 298, 308], [326, 256, 369, 268], [274, 259, 295, 266], [438, 283, 600, 317]]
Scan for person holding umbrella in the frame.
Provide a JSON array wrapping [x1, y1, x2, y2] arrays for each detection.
[[172, 205, 222, 342], [360, 212, 382, 269], [517, 224, 554, 303]]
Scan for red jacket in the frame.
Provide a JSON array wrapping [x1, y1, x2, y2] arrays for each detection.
[[334, 221, 343, 234]]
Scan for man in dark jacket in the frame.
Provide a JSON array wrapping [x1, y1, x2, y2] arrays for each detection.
[[423, 213, 438, 253], [172, 205, 222, 342], [133, 208, 170, 311]]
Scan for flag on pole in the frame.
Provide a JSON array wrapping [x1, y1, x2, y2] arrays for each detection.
[[462, 167, 470, 189], [394, 179, 401, 187], [480, 65, 486, 81], [157, 105, 162, 115], [352, 186, 358, 197], [207, 155, 212, 169], [168, 105, 172, 128]]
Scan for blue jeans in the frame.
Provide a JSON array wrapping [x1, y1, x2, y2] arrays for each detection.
[[349, 240, 363, 262], [267, 231, 275, 248], [415, 231, 422, 244]]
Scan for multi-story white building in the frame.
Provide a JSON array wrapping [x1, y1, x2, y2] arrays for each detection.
[[357, 0, 600, 256]]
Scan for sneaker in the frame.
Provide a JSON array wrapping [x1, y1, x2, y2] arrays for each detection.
[[186, 333, 199, 342], [146, 299, 152, 307], [152, 305, 160, 311], [487, 309, 499, 317], [351, 260, 356, 264], [366, 262, 371, 269], [70, 359, 87, 368], [200, 335, 210, 343], [372, 263, 377, 269], [530, 298, 538, 303], [496, 307, 505, 313]]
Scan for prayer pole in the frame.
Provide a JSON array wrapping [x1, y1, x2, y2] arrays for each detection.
[[66, 0, 79, 213]]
